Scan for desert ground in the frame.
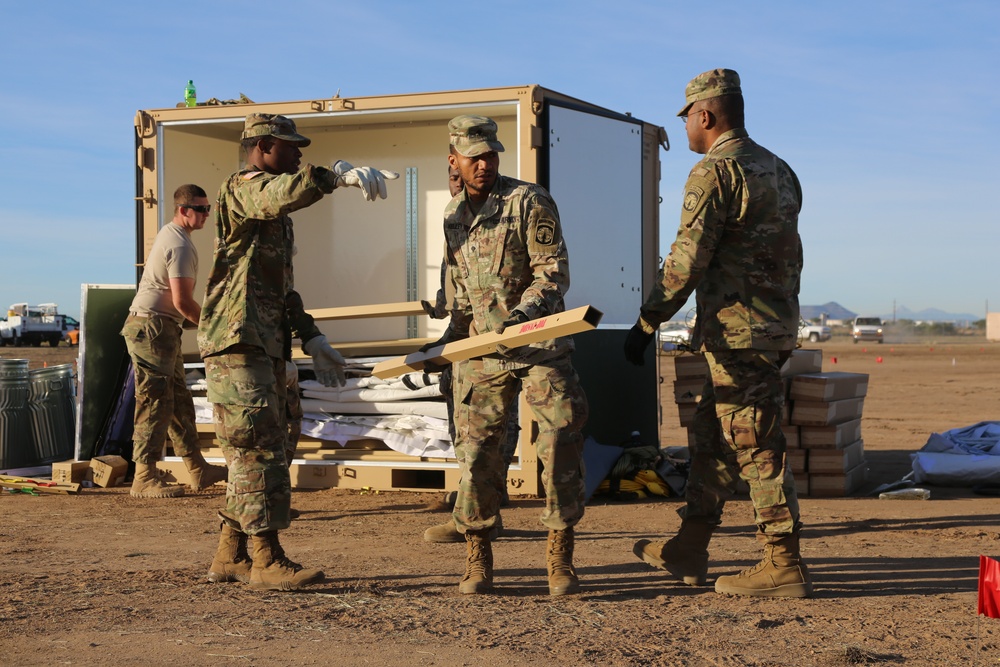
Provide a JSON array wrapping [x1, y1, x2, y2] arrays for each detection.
[[1, 336, 999, 666]]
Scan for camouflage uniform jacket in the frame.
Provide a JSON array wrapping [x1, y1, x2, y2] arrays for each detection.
[[198, 166, 333, 359], [640, 128, 803, 351], [443, 174, 572, 366]]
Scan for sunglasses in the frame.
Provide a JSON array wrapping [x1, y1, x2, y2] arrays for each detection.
[[183, 204, 211, 214]]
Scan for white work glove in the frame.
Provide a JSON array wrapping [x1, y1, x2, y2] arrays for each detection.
[[303, 335, 347, 387], [331, 159, 399, 201]]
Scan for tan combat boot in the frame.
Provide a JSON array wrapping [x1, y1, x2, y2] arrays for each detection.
[[424, 515, 502, 543], [249, 531, 324, 591], [182, 448, 228, 491], [714, 531, 813, 598], [546, 527, 580, 596], [207, 523, 252, 583], [633, 519, 715, 585], [458, 530, 494, 595], [130, 462, 184, 498]]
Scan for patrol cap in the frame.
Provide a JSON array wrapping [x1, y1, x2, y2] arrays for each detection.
[[677, 68, 742, 117], [241, 113, 311, 147], [448, 114, 505, 157]]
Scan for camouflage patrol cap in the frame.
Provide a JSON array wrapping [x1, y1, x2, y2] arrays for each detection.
[[241, 113, 311, 147], [448, 114, 505, 157], [677, 68, 742, 117]]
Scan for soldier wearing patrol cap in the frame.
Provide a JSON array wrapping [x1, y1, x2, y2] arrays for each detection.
[[626, 69, 811, 598], [198, 112, 397, 591], [424, 114, 589, 596]]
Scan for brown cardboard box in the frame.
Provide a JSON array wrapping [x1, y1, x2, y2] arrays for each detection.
[[52, 460, 92, 485], [787, 448, 808, 474], [810, 461, 868, 497], [790, 372, 869, 402], [673, 377, 704, 404], [791, 397, 865, 426], [673, 354, 708, 379], [780, 349, 822, 378], [794, 474, 810, 498], [799, 419, 863, 449], [90, 455, 129, 488], [677, 402, 697, 427], [782, 424, 800, 449], [808, 439, 865, 474]]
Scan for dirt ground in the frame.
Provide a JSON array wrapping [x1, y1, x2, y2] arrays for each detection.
[[2, 337, 999, 666]]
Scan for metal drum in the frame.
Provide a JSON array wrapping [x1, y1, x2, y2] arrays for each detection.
[[0, 358, 31, 469], [27, 364, 76, 465]]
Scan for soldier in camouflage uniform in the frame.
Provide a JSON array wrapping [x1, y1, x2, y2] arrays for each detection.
[[121, 184, 228, 499], [199, 113, 397, 591], [427, 115, 588, 595], [625, 69, 812, 598], [421, 164, 516, 544]]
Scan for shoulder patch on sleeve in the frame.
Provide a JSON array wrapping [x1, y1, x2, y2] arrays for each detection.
[[534, 219, 557, 245], [242, 171, 264, 180], [681, 175, 716, 218]]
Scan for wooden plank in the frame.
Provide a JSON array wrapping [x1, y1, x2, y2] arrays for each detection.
[[306, 301, 426, 321], [371, 305, 603, 379], [291, 337, 435, 359], [0, 476, 80, 495]]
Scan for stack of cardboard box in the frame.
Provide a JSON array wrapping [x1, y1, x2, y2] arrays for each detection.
[[670, 351, 869, 497]]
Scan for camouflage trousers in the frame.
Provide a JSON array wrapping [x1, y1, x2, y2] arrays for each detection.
[[204, 345, 291, 535], [684, 349, 800, 536], [120, 314, 199, 463], [442, 360, 518, 472], [452, 353, 588, 532], [284, 360, 302, 467]]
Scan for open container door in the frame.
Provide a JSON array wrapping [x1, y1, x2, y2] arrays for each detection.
[[542, 102, 662, 448]]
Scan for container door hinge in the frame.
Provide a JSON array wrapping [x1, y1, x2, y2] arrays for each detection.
[[135, 189, 157, 209], [137, 146, 154, 170], [134, 110, 156, 138]]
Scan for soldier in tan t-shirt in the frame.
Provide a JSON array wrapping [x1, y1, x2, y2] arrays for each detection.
[[121, 184, 227, 498]]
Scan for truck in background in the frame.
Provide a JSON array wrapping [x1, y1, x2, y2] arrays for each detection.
[[0, 303, 74, 347], [798, 318, 832, 343], [852, 316, 884, 344]]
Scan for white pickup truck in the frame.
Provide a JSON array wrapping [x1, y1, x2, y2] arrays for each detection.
[[0, 303, 73, 347], [798, 319, 831, 343]]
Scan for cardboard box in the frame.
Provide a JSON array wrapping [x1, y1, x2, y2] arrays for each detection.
[[808, 439, 865, 474], [787, 448, 808, 475], [51, 460, 92, 485], [673, 377, 704, 404], [809, 461, 867, 497], [782, 424, 800, 449], [677, 402, 697, 427], [791, 397, 865, 426], [673, 354, 709, 379], [90, 455, 129, 488], [794, 474, 810, 498], [799, 419, 862, 449], [790, 372, 869, 402], [780, 349, 823, 378]]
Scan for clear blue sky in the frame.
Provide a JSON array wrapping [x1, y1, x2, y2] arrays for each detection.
[[1, 0, 996, 321]]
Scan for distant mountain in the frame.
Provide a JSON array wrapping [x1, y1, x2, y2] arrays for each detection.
[[883, 306, 981, 323], [801, 302, 855, 321], [800, 302, 980, 323]]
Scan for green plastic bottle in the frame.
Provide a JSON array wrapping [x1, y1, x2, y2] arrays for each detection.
[[184, 80, 197, 107]]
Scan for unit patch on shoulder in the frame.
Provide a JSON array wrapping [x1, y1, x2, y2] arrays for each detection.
[[534, 220, 557, 245], [683, 184, 705, 212], [242, 171, 263, 180]]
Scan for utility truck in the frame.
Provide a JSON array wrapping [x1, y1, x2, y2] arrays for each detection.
[[0, 303, 72, 347]]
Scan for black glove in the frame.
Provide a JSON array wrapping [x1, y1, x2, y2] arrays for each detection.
[[419, 330, 458, 373], [496, 310, 529, 334], [624, 323, 655, 366]]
